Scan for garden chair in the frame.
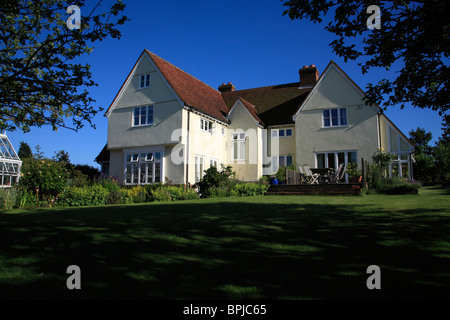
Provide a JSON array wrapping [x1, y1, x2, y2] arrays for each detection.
[[329, 164, 344, 184], [303, 165, 320, 184], [298, 166, 307, 184]]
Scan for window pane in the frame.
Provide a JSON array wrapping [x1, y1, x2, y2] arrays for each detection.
[[148, 106, 153, 124], [147, 153, 153, 161], [327, 153, 336, 169], [155, 152, 161, 161], [337, 152, 345, 167], [145, 74, 150, 87], [287, 155, 293, 166], [401, 162, 410, 179], [132, 154, 139, 161], [271, 130, 278, 137], [286, 129, 292, 136], [147, 163, 153, 182], [279, 156, 285, 167], [317, 153, 325, 168], [140, 107, 147, 125], [132, 164, 139, 184], [239, 141, 245, 160], [140, 75, 145, 88], [200, 119, 204, 130], [233, 142, 238, 160], [348, 152, 357, 164], [323, 110, 330, 127], [331, 109, 339, 126], [340, 108, 347, 126], [140, 163, 146, 184], [155, 162, 161, 183], [134, 108, 140, 126], [279, 129, 285, 137], [126, 154, 132, 162]]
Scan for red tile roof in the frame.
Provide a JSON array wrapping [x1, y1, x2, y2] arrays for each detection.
[[146, 50, 229, 123], [233, 97, 265, 126]]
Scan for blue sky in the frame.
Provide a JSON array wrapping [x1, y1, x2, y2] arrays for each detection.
[[7, 0, 444, 167]]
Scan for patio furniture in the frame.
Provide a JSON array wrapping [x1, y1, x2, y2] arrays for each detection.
[[303, 165, 320, 184], [329, 164, 344, 184]]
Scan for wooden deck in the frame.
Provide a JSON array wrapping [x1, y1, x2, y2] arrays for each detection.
[[266, 183, 363, 196]]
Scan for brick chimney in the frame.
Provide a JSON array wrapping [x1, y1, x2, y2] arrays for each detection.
[[218, 82, 235, 92], [299, 65, 319, 87]]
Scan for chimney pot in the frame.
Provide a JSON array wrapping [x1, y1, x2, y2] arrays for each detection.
[[299, 65, 319, 87], [218, 82, 235, 92]]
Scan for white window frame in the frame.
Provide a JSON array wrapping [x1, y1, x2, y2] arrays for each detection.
[[232, 133, 246, 161], [133, 105, 154, 127], [278, 128, 293, 137], [200, 118, 214, 133], [124, 150, 163, 185], [210, 158, 219, 168], [389, 153, 411, 179], [139, 73, 150, 89], [322, 108, 348, 128], [195, 155, 205, 182], [315, 150, 357, 170]]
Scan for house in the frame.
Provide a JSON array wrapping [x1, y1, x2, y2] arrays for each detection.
[[0, 132, 22, 188], [96, 49, 414, 185]]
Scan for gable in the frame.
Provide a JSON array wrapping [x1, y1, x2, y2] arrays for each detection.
[[228, 99, 264, 128], [299, 63, 366, 113], [105, 52, 183, 117]]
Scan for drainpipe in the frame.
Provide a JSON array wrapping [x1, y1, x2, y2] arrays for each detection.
[[185, 105, 192, 188], [377, 109, 383, 150]]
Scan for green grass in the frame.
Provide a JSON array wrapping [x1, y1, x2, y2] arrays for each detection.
[[0, 186, 449, 299]]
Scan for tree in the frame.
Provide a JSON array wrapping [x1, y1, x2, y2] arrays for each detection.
[[0, 0, 128, 132], [17, 141, 33, 159], [53, 150, 71, 163], [409, 127, 433, 156], [282, 1, 449, 123]]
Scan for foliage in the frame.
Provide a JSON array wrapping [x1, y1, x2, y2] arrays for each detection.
[[150, 185, 199, 202], [17, 141, 33, 159], [230, 183, 269, 197], [274, 165, 297, 183], [122, 186, 147, 204], [0, 0, 129, 132], [373, 178, 422, 195], [0, 187, 18, 210], [196, 165, 236, 198], [20, 157, 69, 202], [434, 141, 450, 186], [282, 0, 449, 122], [58, 185, 109, 206], [346, 162, 361, 178]]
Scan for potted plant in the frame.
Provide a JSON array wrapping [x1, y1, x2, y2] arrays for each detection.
[[270, 175, 278, 185], [346, 163, 362, 183]]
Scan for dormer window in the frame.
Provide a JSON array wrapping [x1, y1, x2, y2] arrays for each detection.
[[139, 74, 150, 89]]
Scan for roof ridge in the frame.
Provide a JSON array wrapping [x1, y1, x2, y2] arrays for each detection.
[[145, 49, 221, 94], [229, 81, 301, 93]]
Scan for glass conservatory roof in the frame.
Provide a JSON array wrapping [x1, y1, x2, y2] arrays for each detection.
[[0, 134, 20, 161]]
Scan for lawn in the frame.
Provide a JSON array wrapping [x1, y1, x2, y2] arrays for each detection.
[[0, 186, 449, 299]]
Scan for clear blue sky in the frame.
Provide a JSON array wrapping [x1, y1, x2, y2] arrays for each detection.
[[7, 0, 444, 167]]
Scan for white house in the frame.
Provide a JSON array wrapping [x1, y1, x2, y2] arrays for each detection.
[[96, 50, 414, 185]]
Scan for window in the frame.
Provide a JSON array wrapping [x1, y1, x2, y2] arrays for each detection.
[[274, 129, 293, 137], [139, 74, 150, 89], [279, 155, 293, 167], [222, 127, 225, 136], [133, 106, 153, 127], [315, 151, 356, 170], [323, 108, 347, 127], [210, 158, 219, 168], [390, 153, 411, 179], [232, 133, 246, 161], [200, 119, 213, 133], [195, 155, 205, 182], [125, 151, 162, 185]]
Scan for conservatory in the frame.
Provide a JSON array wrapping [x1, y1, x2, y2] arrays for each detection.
[[0, 133, 22, 188]]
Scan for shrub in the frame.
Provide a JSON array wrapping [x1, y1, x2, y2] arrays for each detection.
[[196, 165, 236, 198], [0, 187, 19, 210], [58, 185, 109, 206], [150, 185, 199, 202], [20, 158, 69, 201], [122, 186, 147, 203], [377, 179, 422, 195], [230, 182, 269, 197]]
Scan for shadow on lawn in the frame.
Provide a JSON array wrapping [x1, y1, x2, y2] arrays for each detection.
[[0, 199, 449, 300]]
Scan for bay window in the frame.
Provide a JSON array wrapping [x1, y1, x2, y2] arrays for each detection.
[[125, 151, 162, 185]]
